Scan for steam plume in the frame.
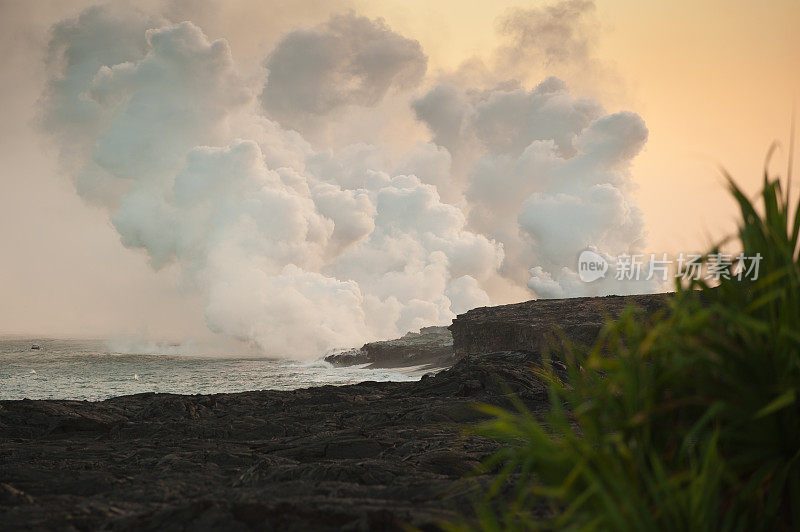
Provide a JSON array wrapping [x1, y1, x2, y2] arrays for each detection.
[[42, 2, 658, 357]]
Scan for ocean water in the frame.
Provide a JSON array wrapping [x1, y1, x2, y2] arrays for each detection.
[[0, 337, 419, 401]]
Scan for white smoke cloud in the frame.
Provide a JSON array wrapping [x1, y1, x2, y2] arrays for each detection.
[[414, 76, 658, 298], [205, 262, 369, 357], [41, 5, 159, 207], [495, 0, 597, 75], [89, 22, 251, 180], [446, 275, 492, 315], [260, 12, 427, 131], [41, 2, 659, 358]]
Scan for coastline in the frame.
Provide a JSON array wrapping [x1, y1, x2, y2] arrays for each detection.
[[0, 293, 668, 530], [1, 352, 549, 530]]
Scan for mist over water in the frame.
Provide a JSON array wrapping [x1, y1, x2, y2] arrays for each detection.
[[0, 338, 418, 401]]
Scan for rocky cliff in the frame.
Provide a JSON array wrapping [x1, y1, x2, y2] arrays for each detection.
[[325, 326, 453, 369], [328, 294, 669, 369], [449, 293, 669, 356]]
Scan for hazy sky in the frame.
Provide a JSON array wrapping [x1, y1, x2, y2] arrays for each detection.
[[358, 0, 800, 249], [0, 0, 797, 347]]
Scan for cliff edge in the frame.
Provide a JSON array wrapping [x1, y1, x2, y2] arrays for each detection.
[[449, 293, 669, 356], [325, 326, 454, 369]]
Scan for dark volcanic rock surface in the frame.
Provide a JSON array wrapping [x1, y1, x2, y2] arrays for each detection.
[[361, 326, 454, 369], [0, 352, 548, 531], [323, 349, 370, 367], [328, 294, 668, 369], [450, 293, 669, 356], [325, 326, 454, 369], [1, 293, 673, 530]]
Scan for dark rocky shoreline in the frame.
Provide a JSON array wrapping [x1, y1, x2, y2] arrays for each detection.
[[1, 352, 550, 531], [0, 293, 668, 530], [324, 326, 455, 370]]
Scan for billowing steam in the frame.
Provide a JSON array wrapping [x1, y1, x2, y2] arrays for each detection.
[[260, 12, 427, 129], [41, 2, 657, 357]]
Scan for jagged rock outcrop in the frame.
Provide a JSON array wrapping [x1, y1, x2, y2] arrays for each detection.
[[325, 326, 454, 369], [323, 348, 369, 366], [450, 293, 669, 356], [361, 326, 454, 368]]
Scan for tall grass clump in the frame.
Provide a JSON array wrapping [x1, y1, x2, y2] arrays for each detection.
[[457, 168, 800, 531]]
